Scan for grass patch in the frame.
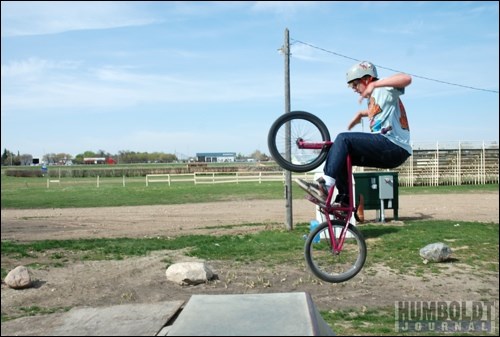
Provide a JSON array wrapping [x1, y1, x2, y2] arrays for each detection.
[[361, 221, 499, 274], [0, 179, 288, 208], [1, 173, 497, 209], [1, 223, 309, 267], [398, 184, 499, 195], [2, 221, 497, 273], [2, 306, 71, 322], [320, 306, 486, 336], [322, 306, 396, 335]]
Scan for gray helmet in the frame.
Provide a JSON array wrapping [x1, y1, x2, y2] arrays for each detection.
[[346, 61, 378, 83]]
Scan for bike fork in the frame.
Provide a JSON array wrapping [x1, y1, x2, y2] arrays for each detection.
[[323, 210, 351, 254]]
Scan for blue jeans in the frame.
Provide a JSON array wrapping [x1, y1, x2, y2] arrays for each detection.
[[323, 132, 411, 196]]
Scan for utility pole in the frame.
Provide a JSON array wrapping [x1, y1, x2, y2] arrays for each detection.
[[283, 28, 293, 230]]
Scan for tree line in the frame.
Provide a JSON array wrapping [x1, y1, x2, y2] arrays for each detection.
[[1, 149, 270, 166]]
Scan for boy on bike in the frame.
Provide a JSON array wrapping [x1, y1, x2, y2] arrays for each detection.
[[296, 61, 412, 205]]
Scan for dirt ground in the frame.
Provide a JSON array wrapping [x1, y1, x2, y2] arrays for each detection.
[[1, 193, 499, 334]]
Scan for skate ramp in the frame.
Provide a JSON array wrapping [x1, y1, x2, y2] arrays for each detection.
[[165, 292, 334, 336]]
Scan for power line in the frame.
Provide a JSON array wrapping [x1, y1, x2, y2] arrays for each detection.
[[291, 38, 499, 94]]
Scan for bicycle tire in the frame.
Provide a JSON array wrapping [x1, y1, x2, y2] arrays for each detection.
[[267, 111, 330, 173], [304, 220, 367, 283]]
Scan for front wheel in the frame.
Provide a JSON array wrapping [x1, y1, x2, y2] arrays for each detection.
[[267, 111, 330, 172], [304, 220, 366, 283]]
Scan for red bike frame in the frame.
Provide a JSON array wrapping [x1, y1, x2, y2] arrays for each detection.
[[297, 138, 356, 253]]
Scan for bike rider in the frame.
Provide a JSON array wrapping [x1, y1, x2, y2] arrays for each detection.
[[296, 61, 412, 205]]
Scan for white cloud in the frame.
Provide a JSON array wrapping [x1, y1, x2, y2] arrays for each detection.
[[1, 1, 159, 37], [1, 57, 80, 79], [1, 60, 282, 113]]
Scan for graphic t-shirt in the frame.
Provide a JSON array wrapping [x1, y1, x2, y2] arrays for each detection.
[[367, 86, 412, 154]]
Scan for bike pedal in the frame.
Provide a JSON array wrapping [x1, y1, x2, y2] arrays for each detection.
[[305, 194, 319, 203], [305, 194, 326, 208]]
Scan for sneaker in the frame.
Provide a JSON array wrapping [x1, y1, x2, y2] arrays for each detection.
[[333, 193, 350, 207], [295, 177, 328, 203]]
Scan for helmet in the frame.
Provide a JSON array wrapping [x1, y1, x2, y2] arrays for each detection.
[[346, 61, 378, 83]]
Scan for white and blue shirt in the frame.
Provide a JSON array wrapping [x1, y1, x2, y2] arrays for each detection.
[[367, 86, 412, 155]]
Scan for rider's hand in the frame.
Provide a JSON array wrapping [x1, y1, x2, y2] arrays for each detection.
[[347, 112, 362, 130], [358, 82, 375, 104]]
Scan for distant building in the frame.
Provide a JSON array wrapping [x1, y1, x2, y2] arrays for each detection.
[[196, 152, 236, 163], [83, 157, 116, 165], [84, 157, 106, 164]]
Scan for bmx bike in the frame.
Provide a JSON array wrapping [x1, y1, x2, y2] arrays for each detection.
[[267, 110, 366, 283]]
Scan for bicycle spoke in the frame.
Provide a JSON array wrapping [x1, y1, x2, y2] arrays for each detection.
[[305, 221, 366, 283], [268, 111, 330, 172], [275, 119, 320, 165]]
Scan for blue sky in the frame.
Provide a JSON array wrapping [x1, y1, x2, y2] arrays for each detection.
[[1, 1, 499, 159]]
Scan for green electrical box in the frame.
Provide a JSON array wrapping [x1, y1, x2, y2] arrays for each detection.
[[353, 171, 399, 221]]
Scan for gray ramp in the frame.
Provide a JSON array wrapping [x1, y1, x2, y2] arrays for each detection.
[[165, 292, 334, 336], [52, 301, 184, 336], [0, 300, 184, 336]]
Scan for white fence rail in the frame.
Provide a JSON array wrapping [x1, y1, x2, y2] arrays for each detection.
[[145, 173, 195, 186], [146, 171, 316, 186]]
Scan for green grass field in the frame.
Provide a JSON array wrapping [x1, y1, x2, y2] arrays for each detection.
[[1, 173, 498, 209]]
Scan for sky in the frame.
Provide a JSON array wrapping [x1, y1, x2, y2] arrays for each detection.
[[1, 1, 499, 160]]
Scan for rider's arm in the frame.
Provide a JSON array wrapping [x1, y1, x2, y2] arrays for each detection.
[[347, 109, 369, 130], [373, 73, 412, 89], [361, 73, 412, 100]]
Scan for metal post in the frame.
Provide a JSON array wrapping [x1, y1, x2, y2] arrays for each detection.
[[380, 199, 385, 222], [284, 28, 293, 231]]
